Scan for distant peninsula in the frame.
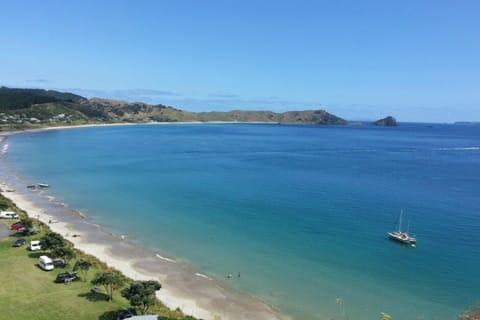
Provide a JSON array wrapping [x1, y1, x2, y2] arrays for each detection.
[[373, 116, 398, 126], [0, 87, 347, 128]]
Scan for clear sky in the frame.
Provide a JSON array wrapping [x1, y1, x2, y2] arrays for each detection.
[[1, 0, 479, 122]]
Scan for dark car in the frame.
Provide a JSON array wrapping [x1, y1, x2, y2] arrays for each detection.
[[116, 308, 137, 320], [55, 272, 78, 283], [52, 258, 66, 267], [16, 228, 38, 236], [12, 238, 26, 247]]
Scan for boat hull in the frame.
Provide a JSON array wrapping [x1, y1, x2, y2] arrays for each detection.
[[388, 232, 416, 244]]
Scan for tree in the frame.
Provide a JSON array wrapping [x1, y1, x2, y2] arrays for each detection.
[[20, 217, 33, 229], [121, 280, 161, 314], [51, 246, 76, 266], [91, 272, 125, 301], [460, 304, 480, 320], [73, 259, 93, 282], [39, 232, 65, 250], [0, 197, 11, 210]]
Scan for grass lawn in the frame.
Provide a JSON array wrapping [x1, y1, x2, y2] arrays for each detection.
[[0, 192, 192, 320], [0, 228, 130, 320]]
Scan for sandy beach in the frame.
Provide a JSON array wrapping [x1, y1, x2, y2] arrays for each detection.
[[0, 125, 286, 320]]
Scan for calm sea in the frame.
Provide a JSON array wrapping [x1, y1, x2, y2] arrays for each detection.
[[4, 123, 480, 320]]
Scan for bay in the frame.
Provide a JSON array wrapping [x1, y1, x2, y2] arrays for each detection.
[[4, 123, 480, 320]]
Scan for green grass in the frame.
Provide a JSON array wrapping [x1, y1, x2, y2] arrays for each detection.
[[0, 191, 197, 320], [0, 228, 191, 320], [0, 234, 130, 320]]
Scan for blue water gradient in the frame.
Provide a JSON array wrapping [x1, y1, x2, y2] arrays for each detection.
[[6, 123, 480, 320]]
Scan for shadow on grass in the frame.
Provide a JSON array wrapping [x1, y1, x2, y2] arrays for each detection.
[[98, 310, 117, 320], [9, 232, 22, 238], [78, 291, 110, 302], [28, 251, 46, 259]]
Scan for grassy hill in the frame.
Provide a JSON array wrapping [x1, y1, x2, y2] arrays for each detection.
[[0, 87, 347, 126]]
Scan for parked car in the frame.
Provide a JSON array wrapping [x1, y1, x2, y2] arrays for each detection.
[[52, 258, 66, 267], [12, 238, 26, 247], [0, 211, 18, 219], [37, 255, 54, 271], [55, 271, 78, 283], [11, 222, 24, 230], [17, 228, 38, 236], [116, 308, 137, 320], [29, 240, 42, 251]]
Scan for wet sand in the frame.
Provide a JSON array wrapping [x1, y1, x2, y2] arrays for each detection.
[[0, 128, 287, 320]]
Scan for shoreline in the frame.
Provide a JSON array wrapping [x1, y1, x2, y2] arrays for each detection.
[[0, 126, 287, 320], [0, 120, 281, 136]]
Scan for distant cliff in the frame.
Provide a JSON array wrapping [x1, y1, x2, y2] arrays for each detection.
[[81, 99, 347, 124], [373, 116, 398, 126], [0, 87, 347, 125]]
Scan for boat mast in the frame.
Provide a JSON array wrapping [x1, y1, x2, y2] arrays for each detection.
[[399, 209, 403, 233]]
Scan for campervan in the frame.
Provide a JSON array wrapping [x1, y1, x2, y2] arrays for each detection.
[[0, 211, 18, 219], [37, 255, 54, 271], [29, 240, 42, 251]]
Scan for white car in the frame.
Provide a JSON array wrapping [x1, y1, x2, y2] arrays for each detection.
[[29, 240, 42, 251]]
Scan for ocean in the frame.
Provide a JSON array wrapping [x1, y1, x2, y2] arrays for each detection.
[[2, 123, 480, 320]]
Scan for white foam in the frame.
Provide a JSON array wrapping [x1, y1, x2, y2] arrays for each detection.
[[1, 143, 8, 154], [435, 147, 480, 151], [156, 253, 176, 263], [195, 272, 212, 280], [453, 147, 480, 150]]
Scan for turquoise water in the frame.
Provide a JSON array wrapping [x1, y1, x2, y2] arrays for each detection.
[[4, 123, 480, 319]]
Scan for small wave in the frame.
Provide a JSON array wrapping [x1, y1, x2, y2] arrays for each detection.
[[435, 147, 480, 151], [77, 211, 87, 219], [155, 253, 176, 263], [195, 272, 212, 280], [1, 143, 8, 154]]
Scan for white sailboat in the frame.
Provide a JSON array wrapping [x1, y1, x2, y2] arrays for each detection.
[[388, 210, 416, 246]]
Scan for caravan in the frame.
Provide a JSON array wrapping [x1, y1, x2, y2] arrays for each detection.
[[0, 211, 18, 219], [37, 255, 54, 271], [29, 240, 42, 251]]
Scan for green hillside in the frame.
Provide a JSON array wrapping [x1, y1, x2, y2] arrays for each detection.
[[0, 87, 347, 127], [0, 87, 84, 111]]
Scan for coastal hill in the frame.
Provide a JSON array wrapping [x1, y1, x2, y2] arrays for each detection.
[[0, 87, 347, 126]]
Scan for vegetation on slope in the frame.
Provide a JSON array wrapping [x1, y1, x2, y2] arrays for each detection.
[[460, 305, 480, 320], [0, 86, 83, 111], [0, 87, 347, 126]]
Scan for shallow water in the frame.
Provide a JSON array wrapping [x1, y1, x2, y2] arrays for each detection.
[[3, 123, 480, 320]]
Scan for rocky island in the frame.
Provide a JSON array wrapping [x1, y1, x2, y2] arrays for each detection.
[[373, 116, 398, 126]]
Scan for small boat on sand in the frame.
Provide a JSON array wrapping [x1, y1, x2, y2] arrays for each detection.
[[388, 210, 416, 246]]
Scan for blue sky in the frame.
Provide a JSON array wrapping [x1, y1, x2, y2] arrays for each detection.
[[1, 0, 479, 122]]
